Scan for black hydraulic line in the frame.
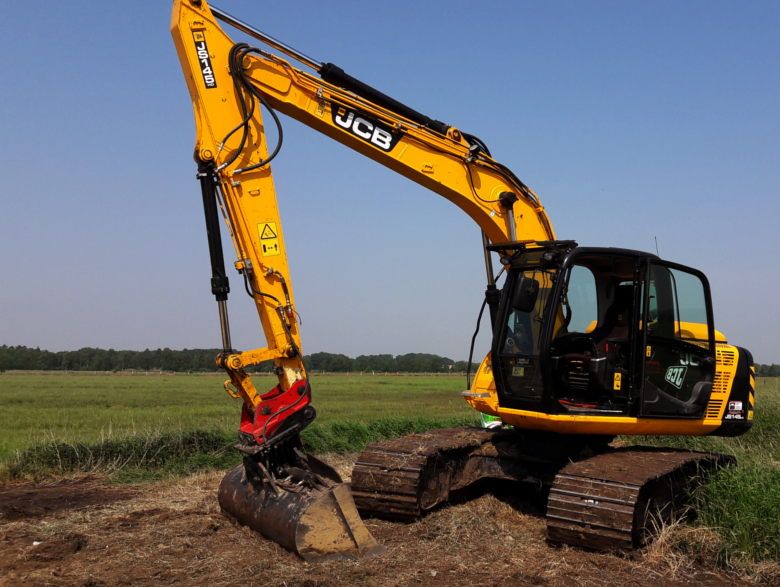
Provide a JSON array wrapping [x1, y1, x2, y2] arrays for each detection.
[[466, 298, 489, 390], [196, 159, 230, 302], [318, 62, 450, 136], [219, 43, 285, 175], [466, 282, 500, 389], [484, 284, 501, 332], [462, 132, 492, 157], [242, 270, 282, 305]]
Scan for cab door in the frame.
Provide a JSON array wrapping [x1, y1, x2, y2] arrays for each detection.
[[640, 262, 716, 417], [492, 268, 557, 412]]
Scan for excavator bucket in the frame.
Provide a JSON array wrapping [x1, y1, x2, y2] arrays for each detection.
[[218, 460, 383, 561]]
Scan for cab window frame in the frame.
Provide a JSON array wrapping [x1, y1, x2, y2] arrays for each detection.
[[642, 260, 716, 354]]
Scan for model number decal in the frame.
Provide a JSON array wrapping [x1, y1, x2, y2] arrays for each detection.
[[332, 106, 402, 152], [192, 32, 217, 89]]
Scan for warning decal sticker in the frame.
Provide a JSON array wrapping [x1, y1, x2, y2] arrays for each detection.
[[258, 222, 280, 256]]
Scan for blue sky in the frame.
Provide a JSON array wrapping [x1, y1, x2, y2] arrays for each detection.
[[1, 1, 778, 362]]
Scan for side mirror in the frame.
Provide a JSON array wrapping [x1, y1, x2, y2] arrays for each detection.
[[512, 276, 539, 313]]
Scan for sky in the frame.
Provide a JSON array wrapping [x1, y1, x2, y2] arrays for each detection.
[[1, 1, 778, 363]]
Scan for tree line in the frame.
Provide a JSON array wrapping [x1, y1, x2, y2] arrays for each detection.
[[0, 346, 469, 374], [2, 345, 775, 376], [756, 363, 780, 377]]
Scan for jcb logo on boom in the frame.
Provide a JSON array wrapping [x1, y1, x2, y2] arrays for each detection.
[[332, 107, 401, 152]]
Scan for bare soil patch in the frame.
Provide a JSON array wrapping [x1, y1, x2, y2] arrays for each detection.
[[0, 458, 773, 586], [0, 477, 138, 521]]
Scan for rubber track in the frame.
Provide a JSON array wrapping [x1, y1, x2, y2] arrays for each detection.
[[351, 427, 498, 520], [545, 448, 734, 551]]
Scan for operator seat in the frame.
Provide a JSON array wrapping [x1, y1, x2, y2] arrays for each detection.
[[555, 284, 635, 408], [591, 283, 634, 395], [594, 283, 634, 346]]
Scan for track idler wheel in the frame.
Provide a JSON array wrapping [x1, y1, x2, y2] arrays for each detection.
[[218, 454, 383, 561]]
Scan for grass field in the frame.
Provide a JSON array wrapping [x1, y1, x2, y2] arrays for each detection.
[[0, 372, 777, 565], [0, 372, 474, 461]]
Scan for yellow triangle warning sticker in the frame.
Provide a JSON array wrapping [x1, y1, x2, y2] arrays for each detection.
[[260, 223, 278, 239], [258, 222, 280, 256]]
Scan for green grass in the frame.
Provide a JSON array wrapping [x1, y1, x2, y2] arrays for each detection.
[[0, 372, 776, 563], [0, 372, 475, 481], [6, 429, 238, 482], [0, 372, 473, 461]]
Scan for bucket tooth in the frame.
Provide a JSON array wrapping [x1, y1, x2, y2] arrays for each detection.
[[218, 463, 383, 561]]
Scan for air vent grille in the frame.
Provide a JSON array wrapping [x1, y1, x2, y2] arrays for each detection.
[[706, 399, 723, 419], [717, 348, 736, 367]]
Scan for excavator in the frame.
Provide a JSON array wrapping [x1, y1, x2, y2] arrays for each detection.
[[170, 0, 756, 561]]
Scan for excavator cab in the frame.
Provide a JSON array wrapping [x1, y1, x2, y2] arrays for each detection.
[[490, 241, 717, 420]]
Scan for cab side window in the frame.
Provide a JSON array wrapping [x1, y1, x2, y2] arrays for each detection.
[[648, 265, 710, 348], [564, 265, 598, 334]]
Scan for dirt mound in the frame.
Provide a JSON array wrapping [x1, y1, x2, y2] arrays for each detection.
[[0, 462, 772, 586]]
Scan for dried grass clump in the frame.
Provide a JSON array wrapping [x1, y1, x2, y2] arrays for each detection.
[[645, 521, 723, 576], [645, 518, 780, 584]]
